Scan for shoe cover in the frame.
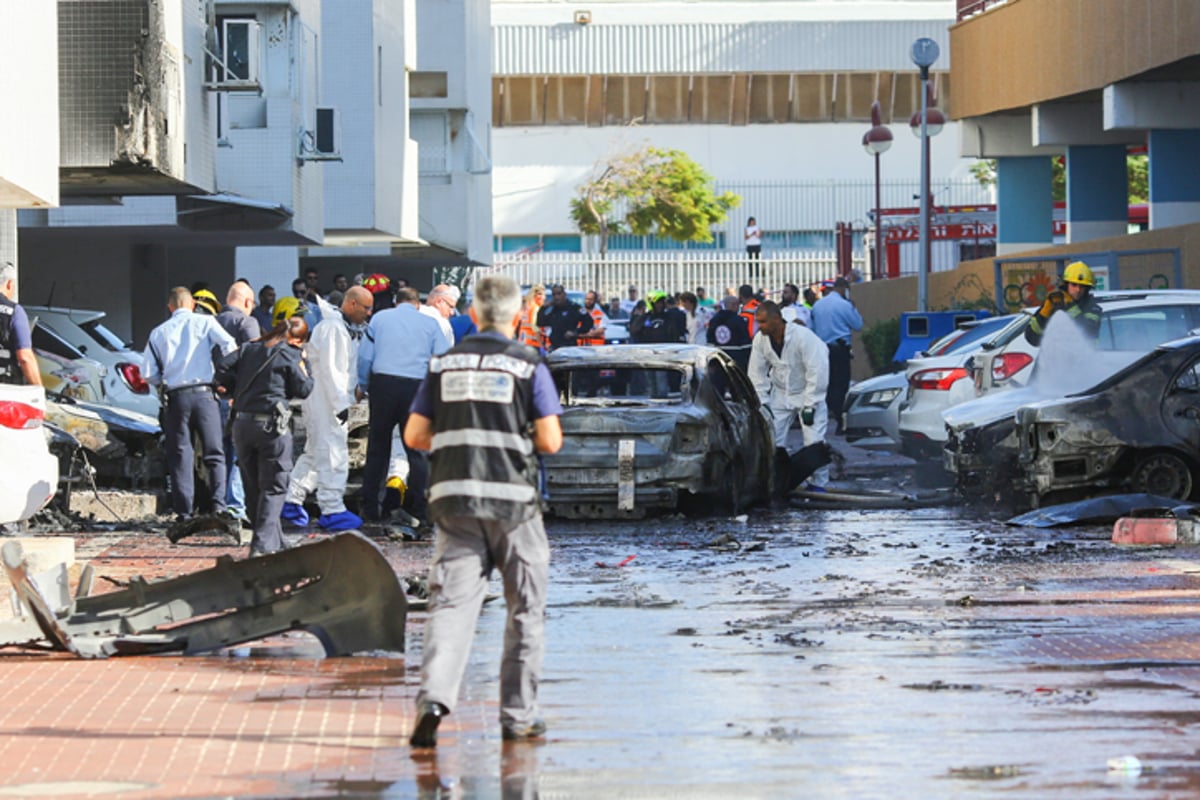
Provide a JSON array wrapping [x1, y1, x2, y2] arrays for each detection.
[[318, 510, 363, 531], [281, 502, 310, 527]]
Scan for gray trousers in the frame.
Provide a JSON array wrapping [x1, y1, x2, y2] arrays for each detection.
[[163, 387, 226, 516], [232, 416, 292, 554], [417, 514, 549, 729]]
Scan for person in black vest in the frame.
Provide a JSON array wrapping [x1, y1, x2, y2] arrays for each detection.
[[404, 274, 564, 749], [535, 284, 593, 350], [216, 316, 313, 556], [629, 290, 687, 344], [707, 295, 752, 372], [0, 263, 41, 386]]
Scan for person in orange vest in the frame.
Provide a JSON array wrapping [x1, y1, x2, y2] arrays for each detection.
[[579, 290, 608, 346], [738, 284, 761, 338], [518, 284, 547, 350]]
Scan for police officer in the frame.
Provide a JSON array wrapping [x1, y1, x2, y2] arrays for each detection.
[[405, 274, 564, 749], [536, 284, 593, 350], [811, 276, 863, 435], [217, 316, 314, 556], [1025, 261, 1102, 346], [0, 262, 41, 386], [144, 287, 238, 521]]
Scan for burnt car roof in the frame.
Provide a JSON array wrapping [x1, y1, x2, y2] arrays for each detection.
[[546, 344, 729, 368]]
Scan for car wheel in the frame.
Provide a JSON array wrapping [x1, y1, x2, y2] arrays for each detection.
[[1131, 452, 1195, 499]]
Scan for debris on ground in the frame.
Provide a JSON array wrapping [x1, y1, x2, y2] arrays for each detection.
[[0, 532, 407, 658], [595, 555, 636, 568], [1006, 493, 1188, 528]]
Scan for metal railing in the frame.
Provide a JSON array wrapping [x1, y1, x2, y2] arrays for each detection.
[[957, 0, 1008, 21], [475, 250, 867, 300]]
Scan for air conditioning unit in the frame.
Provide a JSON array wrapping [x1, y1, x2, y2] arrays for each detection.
[[205, 18, 262, 92], [298, 108, 342, 162]]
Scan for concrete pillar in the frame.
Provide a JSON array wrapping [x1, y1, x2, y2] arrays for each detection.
[[1148, 129, 1200, 229], [996, 156, 1053, 255], [1066, 145, 1128, 243]]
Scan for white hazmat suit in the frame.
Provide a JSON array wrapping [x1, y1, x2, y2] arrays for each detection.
[[748, 322, 831, 485], [287, 314, 360, 518]]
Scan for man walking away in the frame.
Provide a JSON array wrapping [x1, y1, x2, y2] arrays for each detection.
[[144, 287, 238, 521], [405, 274, 563, 748], [707, 295, 752, 372], [810, 277, 862, 435], [357, 287, 449, 524], [284, 286, 373, 531], [0, 262, 41, 386]]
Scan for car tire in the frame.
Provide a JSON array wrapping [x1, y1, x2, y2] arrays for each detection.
[[1131, 451, 1195, 500]]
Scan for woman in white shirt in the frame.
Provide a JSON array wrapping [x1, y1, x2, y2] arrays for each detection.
[[744, 216, 762, 260]]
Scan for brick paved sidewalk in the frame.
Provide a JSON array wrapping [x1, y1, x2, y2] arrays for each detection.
[[0, 529, 491, 799]]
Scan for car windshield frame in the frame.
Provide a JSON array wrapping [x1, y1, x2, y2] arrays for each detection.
[[940, 316, 1017, 356]]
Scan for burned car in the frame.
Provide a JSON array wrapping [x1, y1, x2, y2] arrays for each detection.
[[1016, 335, 1200, 507], [544, 344, 773, 519]]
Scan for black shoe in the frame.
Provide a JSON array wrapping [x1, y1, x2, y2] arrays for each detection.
[[501, 719, 546, 741], [410, 702, 448, 749]]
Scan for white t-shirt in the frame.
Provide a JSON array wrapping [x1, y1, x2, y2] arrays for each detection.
[[745, 224, 762, 247]]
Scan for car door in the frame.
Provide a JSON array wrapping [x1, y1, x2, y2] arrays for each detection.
[[1161, 351, 1200, 454]]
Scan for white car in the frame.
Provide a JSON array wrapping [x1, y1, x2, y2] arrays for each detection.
[[26, 306, 159, 418], [0, 385, 58, 524], [969, 290, 1200, 397], [897, 314, 1029, 459], [846, 316, 1017, 451]]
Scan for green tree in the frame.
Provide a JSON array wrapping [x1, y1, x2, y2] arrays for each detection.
[[570, 147, 740, 256], [968, 154, 1149, 205]]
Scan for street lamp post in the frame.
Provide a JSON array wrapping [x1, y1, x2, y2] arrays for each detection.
[[910, 37, 941, 312], [862, 101, 893, 281]]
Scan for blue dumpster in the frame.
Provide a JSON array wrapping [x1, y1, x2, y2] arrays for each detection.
[[891, 310, 991, 363]]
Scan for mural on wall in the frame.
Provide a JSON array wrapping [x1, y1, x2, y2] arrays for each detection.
[[944, 271, 994, 311]]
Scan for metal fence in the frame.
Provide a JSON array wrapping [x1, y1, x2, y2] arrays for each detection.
[[475, 250, 867, 300]]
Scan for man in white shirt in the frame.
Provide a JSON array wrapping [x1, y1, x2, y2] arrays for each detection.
[[748, 301, 830, 488]]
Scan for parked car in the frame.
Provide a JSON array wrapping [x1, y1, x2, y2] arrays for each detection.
[[897, 313, 1030, 459], [0, 385, 58, 524], [1016, 335, 1200, 506], [848, 316, 1016, 450], [968, 290, 1200, 397], [26, 306, 158, 418], [543, 344, 773, 518], [944, 291, 1200, 498], [44, 397, 162, 489]]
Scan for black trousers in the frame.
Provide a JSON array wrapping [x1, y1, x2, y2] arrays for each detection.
[[361, 374, 428, 521], [233, 416, 292, 554], [826, 341, 852, 432], [163, 387, 226, 516]]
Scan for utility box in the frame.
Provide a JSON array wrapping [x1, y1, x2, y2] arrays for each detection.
[[892, 310, 991, 364]]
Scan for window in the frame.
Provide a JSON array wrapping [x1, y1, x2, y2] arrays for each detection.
[[32, 324, 85, 361], [411, 112, 450, 176], [1173, 359, 1200, 393], [555, 367, 687, 404], [1098, 306, 1194, 352]]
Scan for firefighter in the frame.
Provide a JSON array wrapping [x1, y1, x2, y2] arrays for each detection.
[[1024, 261, 1102, 346]]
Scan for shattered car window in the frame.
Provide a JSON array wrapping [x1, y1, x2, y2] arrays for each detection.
[[555, 367, 689, 405], [1174, 360, 1200, 393]]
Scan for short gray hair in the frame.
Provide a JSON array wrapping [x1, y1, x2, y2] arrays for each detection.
[[0, 262, 14, 284], [473, 275, 521, 330]]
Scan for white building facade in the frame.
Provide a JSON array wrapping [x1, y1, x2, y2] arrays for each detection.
[[491, 0, 987, 264]]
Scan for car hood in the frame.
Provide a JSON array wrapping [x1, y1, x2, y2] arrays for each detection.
[[944, 349, 1145, 433], [560, 405, 708, 434], [850, 372, 907, 393]]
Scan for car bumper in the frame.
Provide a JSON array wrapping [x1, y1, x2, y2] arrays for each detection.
[[0, 444, 57, 524], [1018, 430, 1126, 499]]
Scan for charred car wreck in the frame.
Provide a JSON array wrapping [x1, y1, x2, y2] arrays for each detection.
[[544, 345, 774, 519], [1016, 336, 1200, 507]]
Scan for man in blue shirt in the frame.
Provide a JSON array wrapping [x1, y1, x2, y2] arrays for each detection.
[[357, 286, 450, 524], [143, 287, 238, 521], [0, 262, 41, 387], [810, 276, 863, 435]]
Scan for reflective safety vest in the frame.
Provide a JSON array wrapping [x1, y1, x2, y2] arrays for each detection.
[[580, 306, 607, 346], [739, 298, 761, 338], [518, 304, 545, 350]]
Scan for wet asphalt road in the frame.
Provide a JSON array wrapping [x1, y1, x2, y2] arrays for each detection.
[[403, 502, 1200, 799]]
